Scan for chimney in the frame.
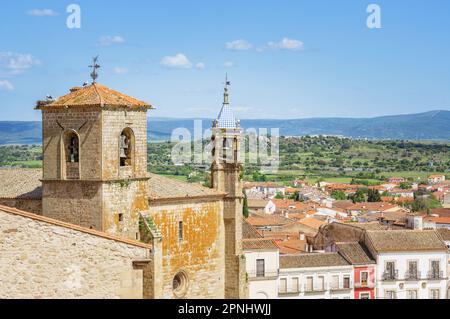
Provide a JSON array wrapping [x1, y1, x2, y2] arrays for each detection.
[[299, 233, 305, 241]]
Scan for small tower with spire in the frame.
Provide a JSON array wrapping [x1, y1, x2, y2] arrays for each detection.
[[211, 75, 246, 299]]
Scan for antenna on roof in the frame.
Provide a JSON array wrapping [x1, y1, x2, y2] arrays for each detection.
[[89, 55, 101, 84]]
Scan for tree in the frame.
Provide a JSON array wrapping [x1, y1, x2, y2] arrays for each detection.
[[351, 190, 366, 203], [242, 190, 249, 218], [275, 192, 285, 199], [367, 189, 381, 202], [399, 182, 412, 190], [331, 190, 347, 201]]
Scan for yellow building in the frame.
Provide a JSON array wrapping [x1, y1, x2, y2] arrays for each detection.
[[0, 71, 246, 299]]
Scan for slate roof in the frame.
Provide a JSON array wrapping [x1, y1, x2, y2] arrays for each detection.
[[215, 103, 237, 129], [280, 253, 350, 269], [335, 242, 375, 265], [366, 230, 448, 252], [37, 83, 152, 109], [0, 168, 42, 199]]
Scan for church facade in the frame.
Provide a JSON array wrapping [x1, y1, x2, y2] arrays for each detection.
[[0, 75, 246, 299]]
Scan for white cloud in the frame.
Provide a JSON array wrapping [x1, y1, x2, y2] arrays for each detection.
[[224, 61, 234, 68], [225, 40, 253, 51], [0, 80, 14, 91], [0, 52, 41, 75], [195, 62, 205, 70], [160, 53, 192, 69], [27, 9, 58, 16], [113, 67, 128, 75], [98, 36, 125, 46], [267, 38, 304, 51]]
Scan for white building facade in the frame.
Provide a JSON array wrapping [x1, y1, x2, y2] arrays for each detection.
[[277, 253, 354, 299], [243, 239, 280, 299], [365, 230, 449, 299]]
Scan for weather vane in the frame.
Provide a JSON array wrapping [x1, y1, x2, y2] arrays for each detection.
[[89, 55, 101, 83], [224, 73, 231, 88]]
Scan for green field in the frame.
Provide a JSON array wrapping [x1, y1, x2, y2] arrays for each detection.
[[1, 137, 449, 184]]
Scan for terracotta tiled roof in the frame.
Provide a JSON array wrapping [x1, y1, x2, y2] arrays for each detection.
[[430, 208, 450, 218], [0, 169, 223, 201], [347, 202, 398, 212], [37, 83, 152, 109], [275, 239, 307, 255], [0, 168, 42, 199], [366, 230, 448, 253], [280, 253, 350, 269], [335, 242, 375, 265], [248, 199, 270, 208], [148, 173, 224, 201], [242, 219, 263, 239], [242, 238, 279, 250], [297, 217, 326, 230], [0, 205, 151, 249], [437, 228, 450, 241], [425, 217, 450, 225], [246, 215, 292, 227], [332, 200, 354, 210]]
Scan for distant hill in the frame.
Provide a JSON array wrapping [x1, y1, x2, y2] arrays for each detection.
[[0, 110, 448, 144]]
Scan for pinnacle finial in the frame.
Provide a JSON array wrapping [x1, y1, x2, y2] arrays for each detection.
[[89, 55, 101, 84]]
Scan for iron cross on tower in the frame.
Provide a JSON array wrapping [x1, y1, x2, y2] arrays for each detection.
[[89, 56, 101, 83]]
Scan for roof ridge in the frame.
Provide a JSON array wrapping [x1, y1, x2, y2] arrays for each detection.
[[0, 204, 152, 249], [92, 83, 105, 107]]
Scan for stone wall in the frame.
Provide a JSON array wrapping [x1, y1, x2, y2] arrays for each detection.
[[102, 180, 149, 240], [148, 198, 225, 299], [42, 108, 102, 180], [42, 181, 102, 230], [0, 199, 42, 215], [0, 208, 151, 299], [101, 109, 148, 180]]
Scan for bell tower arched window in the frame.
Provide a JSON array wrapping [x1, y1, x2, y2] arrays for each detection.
[[119, 128, 134, 167], [62, 130, 80, 180]]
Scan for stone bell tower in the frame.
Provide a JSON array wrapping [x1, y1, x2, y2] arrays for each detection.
[[36, 58, 153, 240], [211, 76, 247, 299]]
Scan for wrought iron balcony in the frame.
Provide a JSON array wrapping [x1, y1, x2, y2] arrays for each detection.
[[404, 271, 421, 281], [427, 270, 444, 280], [382, 270, 399, 281]]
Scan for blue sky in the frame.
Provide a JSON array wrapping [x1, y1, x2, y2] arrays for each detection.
[[0, 0, 449, 121]]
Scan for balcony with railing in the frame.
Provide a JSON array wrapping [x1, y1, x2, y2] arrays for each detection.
[[354, 281, 375, 289], [330, 282, 353, 292], [404, 271, 421, 281], [427, 270, 444, 280], [247, 269, 279, 281], [381, 270, 399, 281], [278, 287, 300, 296]]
